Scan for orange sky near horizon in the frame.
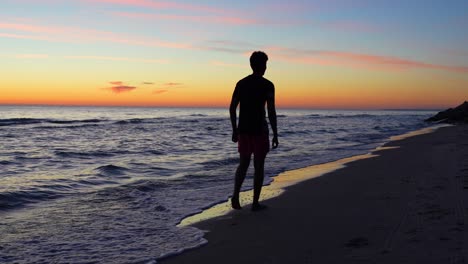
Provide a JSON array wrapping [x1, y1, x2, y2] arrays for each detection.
[[1, 62, 466, 109]]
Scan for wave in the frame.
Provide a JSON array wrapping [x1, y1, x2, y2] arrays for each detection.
[[0, 118, 45, 126], [184, 119, 199, 123], [55, 150, 115, 158], [95, 164, 129, 175], [336, 132, 388, 144], [34, 124, 102, 130], [128, 180, 169, 193], [144, 149, 164, 155], [306, 114, 377, 119], [114, 118, 144, 125], [0, 118, 106, 127], [0, 189, 62, 210], [0, 116, 181, 128], [203, 117, 226, 122], [48, 119, 103, 124], [281, 130, 312, 135], [199, 157, 238, 169], [0, 178, 111, 211], [0, 160, 15, 165], [113, 117, 167, 125]]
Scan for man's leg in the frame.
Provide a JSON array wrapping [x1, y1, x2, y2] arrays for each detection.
[[252, 154, 266, 211], [231, 155, 251, 209]]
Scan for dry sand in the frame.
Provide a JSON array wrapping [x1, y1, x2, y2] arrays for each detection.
[[162, 125, 468, 264]]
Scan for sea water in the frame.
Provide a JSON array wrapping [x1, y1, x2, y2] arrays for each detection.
[[0, 106, 436, 263]]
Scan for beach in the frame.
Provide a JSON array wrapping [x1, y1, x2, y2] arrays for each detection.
[[162, 124, 468, 264]]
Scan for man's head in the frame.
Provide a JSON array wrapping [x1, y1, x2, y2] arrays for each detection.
[[250, 51, 268, 76]]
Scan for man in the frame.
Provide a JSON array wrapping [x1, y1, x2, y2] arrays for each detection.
[[229, 51, 278, 211]]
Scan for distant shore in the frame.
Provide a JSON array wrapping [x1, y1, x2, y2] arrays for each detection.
[[162, 124, 468, 263]]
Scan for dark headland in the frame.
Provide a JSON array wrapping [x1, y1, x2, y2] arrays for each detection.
[[426, 101, 468, 124]]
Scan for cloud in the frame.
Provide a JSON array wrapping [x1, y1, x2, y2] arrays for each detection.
[[64, 55, 168, 63], [0, 21, 192, 50], [0, 22, 63, 34], [104, 81, 136, 93], [83, 0, 226, 14], [441, 49, 468, 58], [198, 40, 258, 54], [200, 46, 249, 54], [112, 11, 261, 25], [0, 32, 53, 42], [153, 89, 168, 94], [208, 40, 256, 47], [109, 85, 136, 93], [210, 60, 244, 68], [325, 20, 378, 33], [163, 82, 182, 86], [142, 82, 154, 85], [15, 54, 49, 59], [247, 46, 468, 73], [205, 40, 467, 73], [148, 82, 183, 94]]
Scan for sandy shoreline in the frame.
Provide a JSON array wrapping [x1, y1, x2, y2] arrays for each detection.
[[162, 125, 468, 264]]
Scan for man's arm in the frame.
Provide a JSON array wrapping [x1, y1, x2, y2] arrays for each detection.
[[229, 86, 240, 143], [267, 86, 278, 149]]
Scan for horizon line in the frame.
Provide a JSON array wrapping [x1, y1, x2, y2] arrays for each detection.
[[0, 103, 444, 111]]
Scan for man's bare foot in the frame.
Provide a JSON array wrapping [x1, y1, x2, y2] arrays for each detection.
[[251, 203, 268, 211], [231, 196, 242, 210]]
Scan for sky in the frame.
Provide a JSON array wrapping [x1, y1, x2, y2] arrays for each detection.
[[1, 0, 467, 109]]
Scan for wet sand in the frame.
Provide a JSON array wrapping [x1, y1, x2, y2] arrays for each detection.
[[162, 125, 468, 264]]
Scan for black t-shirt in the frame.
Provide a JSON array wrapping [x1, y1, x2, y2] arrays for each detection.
[[233, 74, 274, 135]]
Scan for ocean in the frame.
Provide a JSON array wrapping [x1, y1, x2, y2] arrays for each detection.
[[0, 106, 436, 263]]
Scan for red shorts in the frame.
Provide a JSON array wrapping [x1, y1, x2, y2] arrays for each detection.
[[238, 134, 270, 158]]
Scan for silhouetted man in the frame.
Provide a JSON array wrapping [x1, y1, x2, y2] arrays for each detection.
[[229, 51, 278, 211]]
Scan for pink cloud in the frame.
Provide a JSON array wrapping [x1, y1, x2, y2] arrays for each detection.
[[163, 82, 182, 86], [0, 22, 63, 34], [440, 48, 468, 58], [210, 60, 244, 68], [148, 82, 184, 93], [83, 0, 226, 13], [325, 21, 378, 33], [0, 32, 54, 42], [113, 11, 260, 25], [324, 51, 468, 72], [15, 54, 49, 59], [104, 35, 192, 49], [104, 81, 136, 93], [261, 2, 308, 13], [208, 40, 255, 47], [64, 55, 168, 63], [199, 40, 257, 54], [265, 47, 468, 73], [108, 85, 136, 93], [0, 21, 192, 50], [153, 89, 168, 94], [9, 0, 228, 14]]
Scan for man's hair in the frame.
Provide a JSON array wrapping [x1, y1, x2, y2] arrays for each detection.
[[250, 51, 268, 72]]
